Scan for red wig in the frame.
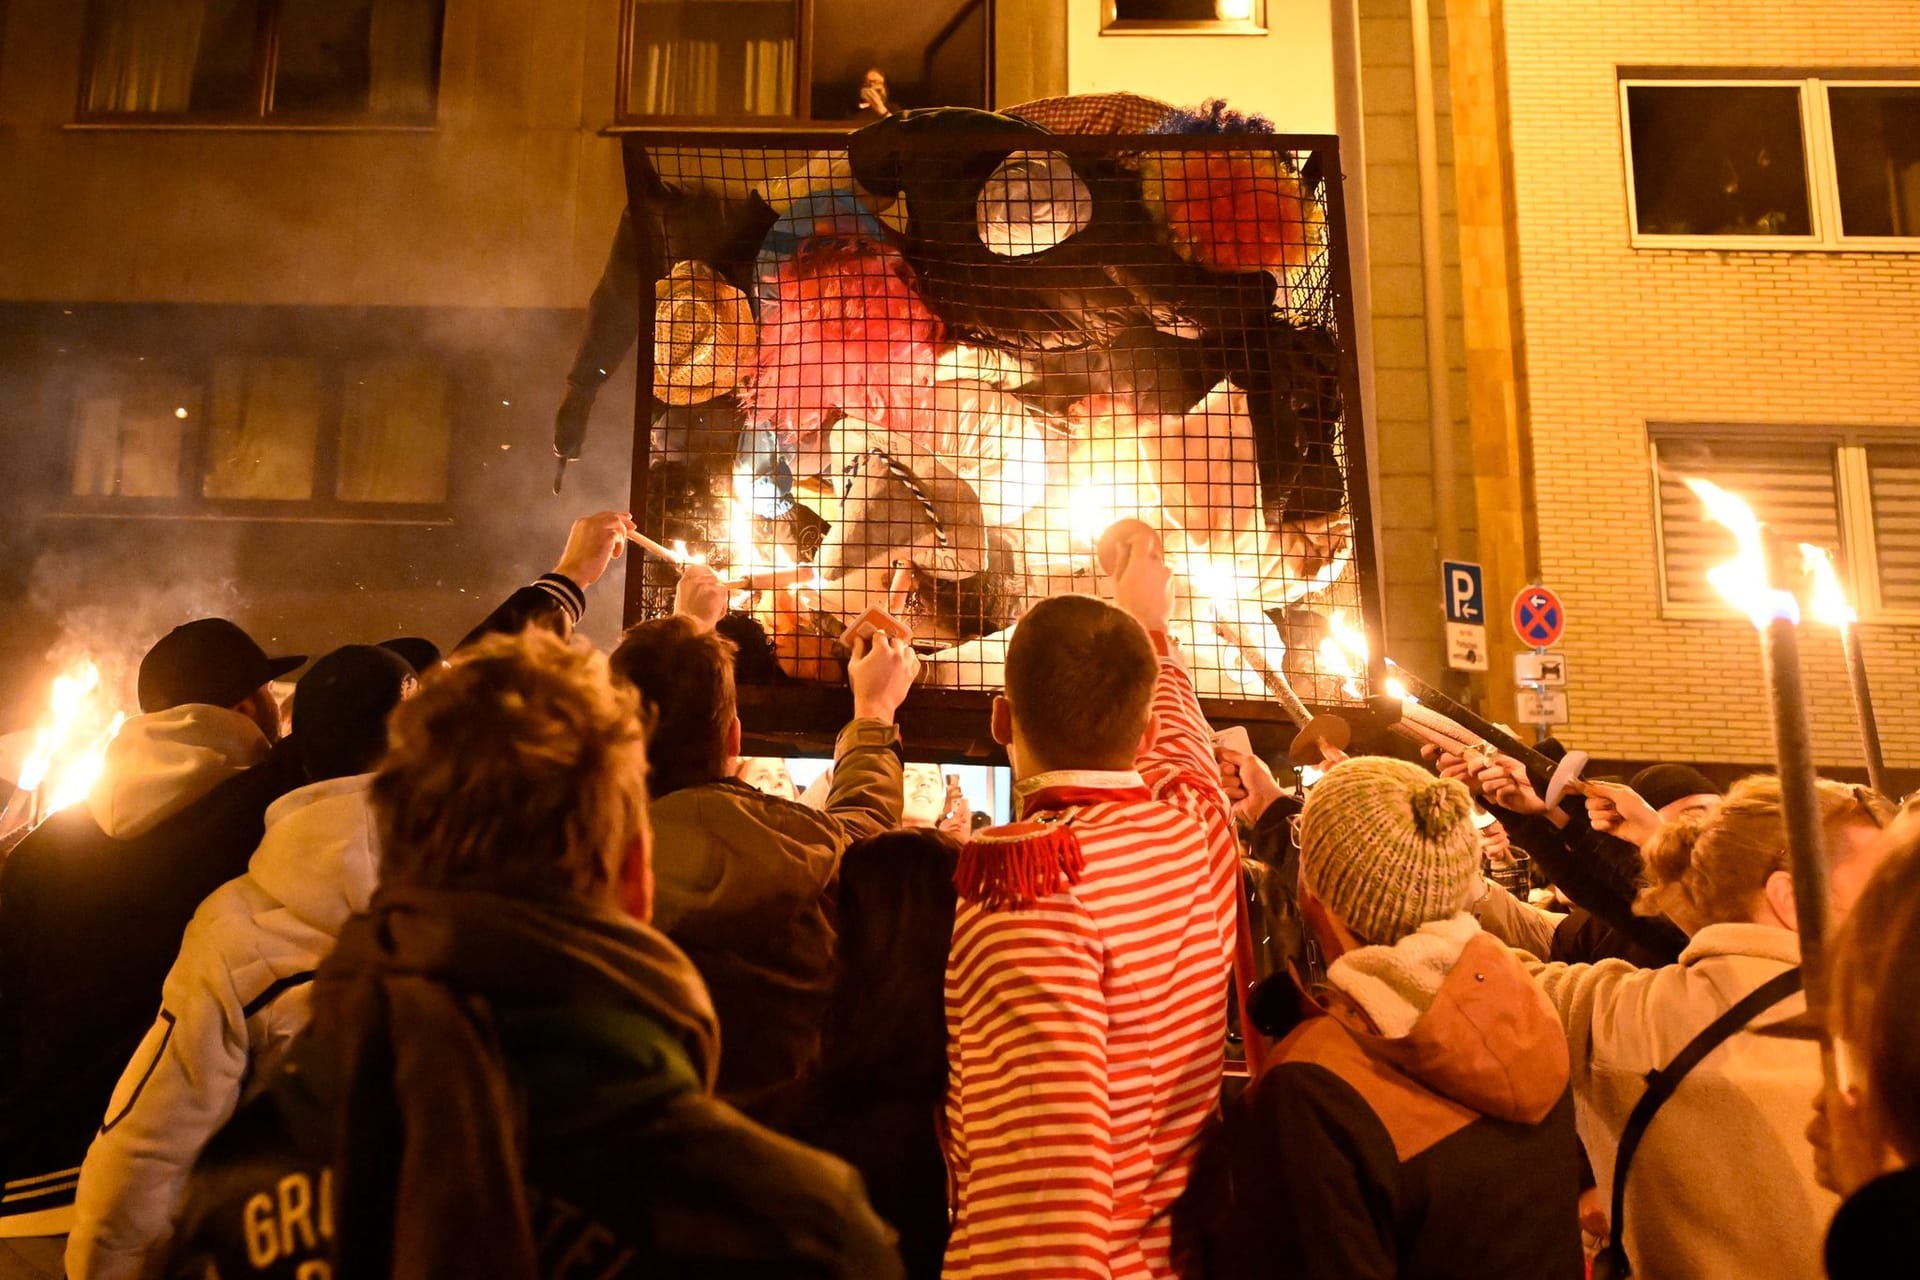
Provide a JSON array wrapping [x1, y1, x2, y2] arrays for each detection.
[[746, 236, 944, 442], [1138, 150, 1315, 277]]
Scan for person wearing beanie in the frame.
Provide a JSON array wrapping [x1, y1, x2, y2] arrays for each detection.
[[1176, 757, 1582, 1280], [66, 646, 416, 1280]]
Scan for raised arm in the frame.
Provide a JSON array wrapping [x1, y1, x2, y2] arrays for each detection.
[[456, 510, 637, 649], [946, 901, 1113, 1280]]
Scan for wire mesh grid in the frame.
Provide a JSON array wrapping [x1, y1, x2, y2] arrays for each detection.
[[621, 118, 1379, 730]]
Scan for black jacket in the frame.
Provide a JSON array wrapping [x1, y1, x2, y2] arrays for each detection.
[[0, 738, 306, 1222], [1494, 804, 1689, 964]]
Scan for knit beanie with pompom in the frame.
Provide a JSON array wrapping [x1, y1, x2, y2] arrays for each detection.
[[1298, 756, 1482, 944]]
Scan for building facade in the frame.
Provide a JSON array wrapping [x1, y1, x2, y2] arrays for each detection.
[[3, 0, 1909, 780]]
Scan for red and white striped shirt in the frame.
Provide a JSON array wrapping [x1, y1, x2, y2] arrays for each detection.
[[944, 642, 1239, 1279]]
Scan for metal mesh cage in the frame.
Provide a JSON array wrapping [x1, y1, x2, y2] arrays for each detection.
[[618, 116, 1382, 743]]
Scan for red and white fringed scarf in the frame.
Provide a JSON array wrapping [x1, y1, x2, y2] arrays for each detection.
[[953, 783, 1153, 911]]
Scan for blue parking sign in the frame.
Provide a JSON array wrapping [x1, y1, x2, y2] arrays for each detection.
[[1442, 560, 1485, 625]]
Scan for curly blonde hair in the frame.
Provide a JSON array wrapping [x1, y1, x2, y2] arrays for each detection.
[[1636, 775, 1893, 931], [372, 630, 650, 903]]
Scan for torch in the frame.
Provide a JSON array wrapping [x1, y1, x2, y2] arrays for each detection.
[[1688, 478, 1837, 1087], [1384, 662, 1594, 806], [1800, 544, 1890, 799], [1179, 551, 1352, 767]]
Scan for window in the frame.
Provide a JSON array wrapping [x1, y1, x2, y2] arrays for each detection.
[[1621, 77, 1920, 248], [1652, 429, 1920, 621], [68, 352, 451, 515], [1828, 87, 1920, 238], [80, 0, 444, 124], [616, 0, 990, 124], [1103, 0, 1266, 33]]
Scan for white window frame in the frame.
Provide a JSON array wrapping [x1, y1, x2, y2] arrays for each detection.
[[1649, 424, 1920, 626], [1620, 76, 1920, 253]]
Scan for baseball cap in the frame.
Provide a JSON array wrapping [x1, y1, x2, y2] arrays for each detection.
[[378, 636, 445, 674], [293, 645, 417, 782], [137, 618, 306, 714]]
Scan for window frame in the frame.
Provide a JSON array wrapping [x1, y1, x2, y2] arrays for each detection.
[[72, 0, 446, 131], [1619, 74, 1920, 253], [1648, 423, 1920, 626], [57, 349, 457, 526], [614, 0, 819, 127], [1100, 0, 1268, 37]]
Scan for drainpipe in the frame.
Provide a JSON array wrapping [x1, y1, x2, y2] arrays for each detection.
[[1408, 0, 1458, 565]]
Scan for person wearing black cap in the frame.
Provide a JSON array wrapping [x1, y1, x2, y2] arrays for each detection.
[[0, 618, 309, 1240], [66, 646, 415, 1280]]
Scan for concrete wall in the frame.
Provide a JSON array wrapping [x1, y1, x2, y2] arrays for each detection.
[[0, 0, 629, 309], [1501, 0, 1920, 769], [1064, 0, 1337, 130]]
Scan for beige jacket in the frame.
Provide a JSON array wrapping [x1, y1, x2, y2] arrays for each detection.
[[1528, 923, 1836, 1280]]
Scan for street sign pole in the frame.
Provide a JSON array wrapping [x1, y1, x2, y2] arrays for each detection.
[[1510, 585, 1568, 742]]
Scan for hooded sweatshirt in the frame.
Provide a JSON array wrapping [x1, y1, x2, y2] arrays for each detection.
[[1181, 916, 1584, 1279], [0, 706, 301, 1235], [66, 774, 378, 1280]]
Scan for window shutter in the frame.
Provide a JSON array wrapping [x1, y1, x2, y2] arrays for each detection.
[[1654, 436, 1844, 609], [1867, 446, 1920, 610]]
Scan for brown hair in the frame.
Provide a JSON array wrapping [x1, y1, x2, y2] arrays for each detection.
[[1828, 804, 1920, 1162], [1004, 595, 1157, 770], [1636, 775, 1893, 930], [609, 616, 737, 797], [371, 630, 648, 903]]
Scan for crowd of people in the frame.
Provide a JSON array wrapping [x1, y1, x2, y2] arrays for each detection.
[[0, 508, 1913, 1280]]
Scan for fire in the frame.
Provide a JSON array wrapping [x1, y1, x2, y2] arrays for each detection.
[[10, 659, 126, 826], [1799, 544, 1856, 629], [1685, 477, 1799, 626], [1317, 611, 1367, 697], [1067, 487, 1120, 549], [1383, 675, 1411, 704]]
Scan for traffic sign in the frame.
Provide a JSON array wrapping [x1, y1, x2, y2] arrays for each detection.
[[1442, 560, 1485, 624], [1517, 687, 1570, 726], [1446, 622, 1490, 672], [1511, 586, 1566, 648], [1514, 651, 1568, 687]]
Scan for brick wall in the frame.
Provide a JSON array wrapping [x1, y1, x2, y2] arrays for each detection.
[[1502, 0, 1920, 770], [1359, 0, 1475, 680]]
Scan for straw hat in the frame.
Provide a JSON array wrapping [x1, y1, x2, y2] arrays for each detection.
[[975, 150, 1094, 258], [653, 261, 756, 406]]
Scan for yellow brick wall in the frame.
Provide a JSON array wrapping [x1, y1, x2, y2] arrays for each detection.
[[1501, 0, 1920, 770]]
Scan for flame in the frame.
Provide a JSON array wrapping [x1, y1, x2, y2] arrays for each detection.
[[1182, 558, 1238, 610], [1685, 477, 1799, 626], [17, 662, 102, 793], [44, 712, 125, 814], [1799, 543, 1856, 629], [13, 660, 126, 822], [1067, 487, 1118, 549], [1383, 675, 1412, 704], [1317, 611, 1368, 697]]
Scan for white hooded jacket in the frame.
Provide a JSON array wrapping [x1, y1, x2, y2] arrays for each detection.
[[65, 773, 378, 1280], [86, 704, 270, 839]]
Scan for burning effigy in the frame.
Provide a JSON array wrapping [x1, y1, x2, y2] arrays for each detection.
[[598, 98, 1377, 718]]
